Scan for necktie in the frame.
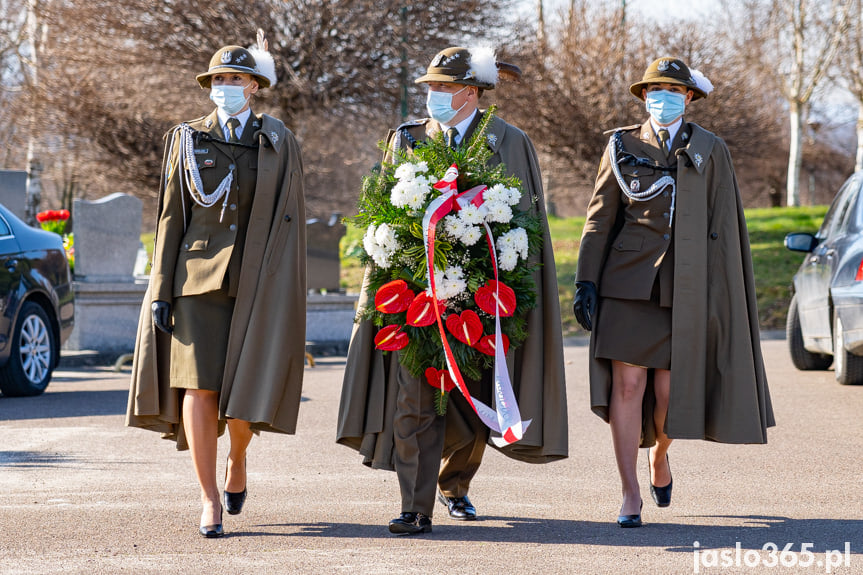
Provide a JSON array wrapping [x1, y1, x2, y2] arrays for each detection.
[[445, 127, 459, 149], [226, 118, 241, 144], [657, 128, 670, 154]]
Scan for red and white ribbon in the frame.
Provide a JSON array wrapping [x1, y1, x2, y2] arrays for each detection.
[[421, 164, 531, 446]]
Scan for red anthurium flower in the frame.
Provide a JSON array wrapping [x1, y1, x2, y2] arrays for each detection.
[[375, 280, 414, 314], [406, 292, 444, 327], [374, 324, 409, 351], [474, 280, 516, 317], [35, 211, 49, 223], [445, 310, 483, 347], [475, 334, 510, 357], [424, 366, 456, 393]]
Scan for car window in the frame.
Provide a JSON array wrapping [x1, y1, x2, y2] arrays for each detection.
[[0, 214, 11, 237], [817, 175, 860, 240]]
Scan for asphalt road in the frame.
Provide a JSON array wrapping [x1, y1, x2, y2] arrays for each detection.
[[0, 340, 860, 575]]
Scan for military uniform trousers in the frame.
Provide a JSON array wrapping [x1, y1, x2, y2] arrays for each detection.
[[394, 365, 446, 516], [439, 369, 494, 498]]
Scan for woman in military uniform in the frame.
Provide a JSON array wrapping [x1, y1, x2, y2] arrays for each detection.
[[127, 38, 307, 538], [573, 57, 774, 528]]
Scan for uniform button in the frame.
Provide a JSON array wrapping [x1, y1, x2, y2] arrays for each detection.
[[229, 224, 237, 231], [710, 232, 719, 239], [617, 242, 624, 248], [663, 234, 670, 240], [230, 204, 237, 211], [284, 214, 292, 222], [184, 243, 189, 249]]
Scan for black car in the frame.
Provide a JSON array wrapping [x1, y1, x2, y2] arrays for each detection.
[[0, 203, 74, 396], [785, 171, 863, 385]]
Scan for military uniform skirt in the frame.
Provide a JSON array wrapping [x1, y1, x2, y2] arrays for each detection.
[[594, 295, 671, 370], [169, 288, 236, 391]]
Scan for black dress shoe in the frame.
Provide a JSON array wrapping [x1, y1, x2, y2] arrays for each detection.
[[224, 455, 247, 515], [199, 508, 224, 538], [388, 512, 432, 535], [648, 452, 673, 508], [437, 491, 477, 521], [616, 501, 643, 528]]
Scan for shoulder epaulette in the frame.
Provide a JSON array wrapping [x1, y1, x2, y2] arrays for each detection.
[[602, 124, 641, 136]]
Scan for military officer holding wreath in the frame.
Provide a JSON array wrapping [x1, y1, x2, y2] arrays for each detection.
[[573, 56, 774, 528], [337, 46, 568, 535], [127, 37, 307, 538]]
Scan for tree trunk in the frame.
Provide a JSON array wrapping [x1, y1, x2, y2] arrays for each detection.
[[856, 100, 863, 172], [786, 100, 803, 207]]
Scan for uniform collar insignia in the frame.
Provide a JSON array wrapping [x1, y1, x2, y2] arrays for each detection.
[[270, 131, 279, 144], [487, 133, 497, 146], [694, 153, 703, 167], [206, 118, 214, 128], [253, 120, 261, 128], [682, 131, 689, 141]]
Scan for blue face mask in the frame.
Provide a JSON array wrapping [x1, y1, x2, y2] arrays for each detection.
[[426, 86, 468, 124], [210, 83, 250, 116], [645, 90, 686, 125]]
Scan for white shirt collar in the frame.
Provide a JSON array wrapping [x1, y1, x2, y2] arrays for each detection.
[[217, 108, 252, 139], [650, 117, 683, 146], [441, 109, 478, 146]]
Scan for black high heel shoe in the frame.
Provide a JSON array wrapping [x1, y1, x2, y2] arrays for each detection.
[[199, 506, 224, 538], [224, 455, 247, 515], [648, 449, 673, 508], [617, 500, 643, 528]]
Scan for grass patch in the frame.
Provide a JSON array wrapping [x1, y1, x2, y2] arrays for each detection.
[[336, 206, 829, 337]]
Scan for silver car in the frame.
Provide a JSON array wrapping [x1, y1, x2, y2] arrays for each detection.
[[785, 171, 863, 385]]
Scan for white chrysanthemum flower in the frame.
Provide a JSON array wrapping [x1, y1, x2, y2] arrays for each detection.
[[459, 225, 483, 246], [394, 163, 415, 181], [458, 205, 484, 226], [501, 227, 529, 259], [445, 265, 464, 280], [370, 246, 391, 268], [444, 215, 466, 238], [427, 265, 467, 300], [363, 224, 378, 254], [485, 200, 513, 223], [375, 223, 398, 251], [499, 248, 518, 271]]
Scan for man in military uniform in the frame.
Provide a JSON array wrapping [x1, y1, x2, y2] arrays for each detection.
[[573, 57, 774, 527], [337, 46, 568, 535]]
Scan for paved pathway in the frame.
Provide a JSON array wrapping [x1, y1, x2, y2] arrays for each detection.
[[0, 341, 860, 574]]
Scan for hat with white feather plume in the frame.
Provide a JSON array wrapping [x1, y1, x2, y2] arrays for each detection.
[[629, 56, 712, 101], [415, 45, 521, 90], [196, 30, 276, 89]]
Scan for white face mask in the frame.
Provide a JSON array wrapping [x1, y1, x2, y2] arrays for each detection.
[[210, 83, 250, 116], [426, 86, 468, 124]]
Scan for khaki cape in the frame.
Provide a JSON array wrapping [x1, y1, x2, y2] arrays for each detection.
[[582, 122, 775, 445], [126, 112, 307, 449], [336, 113, 569, 468]]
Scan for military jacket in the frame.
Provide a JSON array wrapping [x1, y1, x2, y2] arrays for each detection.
[[577, 120, 692, 306], [150, 109, 261, 302]]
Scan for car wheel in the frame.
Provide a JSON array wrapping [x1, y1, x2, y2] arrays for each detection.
[[787, 293, 832, 370], [833, 312, 863, 385], [0, 302, 56, 397]]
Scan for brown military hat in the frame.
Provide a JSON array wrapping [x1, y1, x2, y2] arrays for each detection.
[[629, 57, 707, 101], [415, 46, 515, 90], [196, 45, 271, 89]]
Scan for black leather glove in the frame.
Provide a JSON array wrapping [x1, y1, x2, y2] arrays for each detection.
[[573, 281, 597, 332], [151, 300, 173, 334]]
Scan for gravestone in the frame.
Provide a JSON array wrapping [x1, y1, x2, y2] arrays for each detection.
[[0, 170, 27, 220], [73, 193, 142, 282], [306, 213, 345, 292], [64, 193, 148, 354]]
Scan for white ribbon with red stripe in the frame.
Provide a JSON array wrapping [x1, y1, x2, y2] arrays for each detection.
[[421, 164, 531, 446]]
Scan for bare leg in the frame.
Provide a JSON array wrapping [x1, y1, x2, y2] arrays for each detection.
[[609, 361, 647, 516], [226, 418, 253, 492], [183, 389, 222, 526], [649, 368, 673, 487]]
